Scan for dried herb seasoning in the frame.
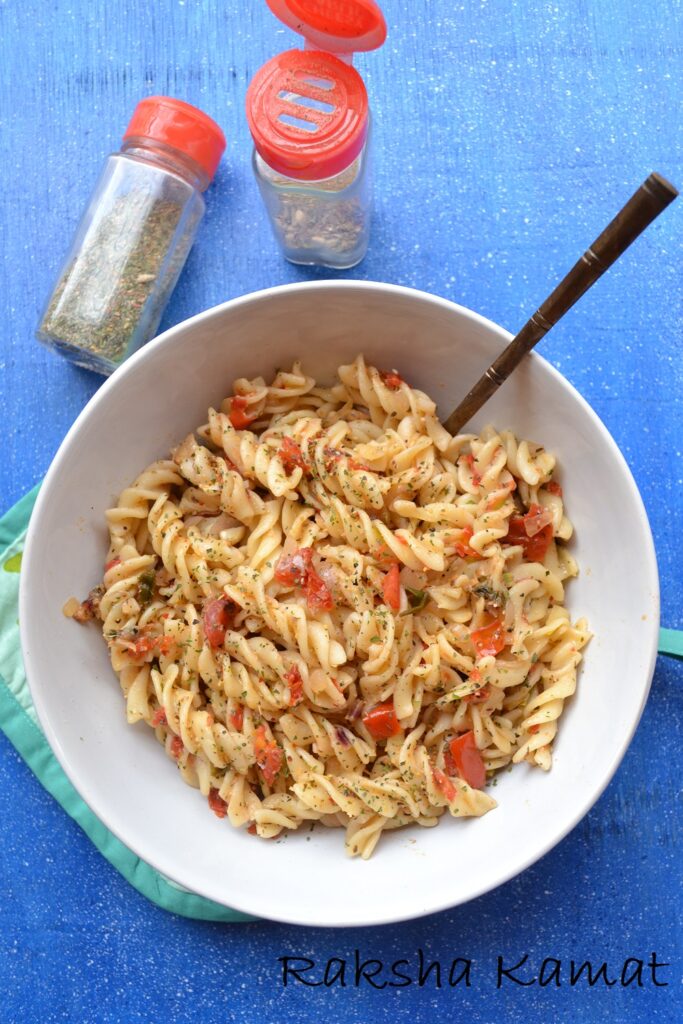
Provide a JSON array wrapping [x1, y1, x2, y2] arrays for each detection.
[[37, 96, 225, 375], [39, 194, 187, 368]]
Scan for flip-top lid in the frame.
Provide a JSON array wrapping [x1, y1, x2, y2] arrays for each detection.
[[246, 49, 369, 180], [265, 0, 386, 55]]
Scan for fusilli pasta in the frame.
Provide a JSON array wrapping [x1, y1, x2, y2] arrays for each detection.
[[67, 356, 590, 858]]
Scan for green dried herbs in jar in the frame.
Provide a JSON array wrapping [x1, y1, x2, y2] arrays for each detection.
[[37, 96, 226, 375]]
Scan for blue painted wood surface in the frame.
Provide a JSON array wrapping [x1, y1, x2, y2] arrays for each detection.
[[1, 1, 681, 1020]]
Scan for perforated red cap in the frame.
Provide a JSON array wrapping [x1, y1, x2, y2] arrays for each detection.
[[246, 49, 369, 180], [266, 0, 386, 54], [123, 97, 226, 184]]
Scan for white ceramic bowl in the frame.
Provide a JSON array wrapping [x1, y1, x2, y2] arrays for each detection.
[[20, 282, 659, 926]]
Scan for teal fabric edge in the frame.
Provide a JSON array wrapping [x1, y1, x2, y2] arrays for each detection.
[[0, 483, 41, 550], [0, 485, 255, 924], [658, 627, 683, 660], [0, 683, 255, 923]]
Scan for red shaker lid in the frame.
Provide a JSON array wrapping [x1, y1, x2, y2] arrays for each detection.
[[124, 97, 226, 183], [246, 50, 368, 180], [246, 0, 385, 180], [265, 0, 386, 54]]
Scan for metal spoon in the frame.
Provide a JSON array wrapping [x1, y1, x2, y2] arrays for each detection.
[[443, 172, 678, 435]]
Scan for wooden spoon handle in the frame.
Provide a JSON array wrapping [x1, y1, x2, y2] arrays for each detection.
[[443, 172, 678, 435]]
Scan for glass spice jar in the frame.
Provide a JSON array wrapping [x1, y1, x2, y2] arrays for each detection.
[[37, 97, 226, 375], [246, 0, 386, 270]]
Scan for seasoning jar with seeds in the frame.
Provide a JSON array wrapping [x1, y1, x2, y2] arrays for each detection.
[[246, 0, 386, 270], [37, 97, 226, 375]]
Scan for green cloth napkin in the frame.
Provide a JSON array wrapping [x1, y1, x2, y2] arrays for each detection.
[[0, 485, 255, 923]]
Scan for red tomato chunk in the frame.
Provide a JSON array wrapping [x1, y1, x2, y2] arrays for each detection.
[[454, 525, 478, 559], [280, 437, 310, 475], [305, 568, 334, 612], [203, 597, 236, 648], [253, 725, 283, 786], [470, 616, 506, 658], [229, 394, 257, 430], [446, 731, 486, 789], [208, 787, 228, 819], [432, 766, 456, 802], [274, 547, 313, 587], [363, 700, 401, 740], [285, 665, 304, 706], [275, 547, 335, 612], [229, 705, 244, 731], [379, 369, 404, 389], [505, 504, 553, 562], [462, 454, 482, 488], [382, 563, 401, 611]]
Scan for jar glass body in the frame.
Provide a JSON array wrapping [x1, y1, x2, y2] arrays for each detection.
[[252, 128, 371, 270], [37, 148, 205, 375]]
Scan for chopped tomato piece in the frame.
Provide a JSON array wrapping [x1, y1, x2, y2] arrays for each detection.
[[305, 567, 335, 612], [454, 525, 478, 559], [382, 563, 401, 611], [203, 597, 236, 648], [280, 436, 310, 475], [229, 705, 244, 731], [547, 480, 563, 496], [104, 557, 121, 573], [247, 822, 257, 835], [285, 665, 304, 706], [157, 635, 175, 656], [379, 369, 404, 389], [130, 634, 158, 659], [506, 516, 529, 546], [274, 547, 313, 587], [129, 633, 173, 660], [462, 453, 482, 487], [208, 787, 228, 819], [362, 700, 401, 740], [170, 735, 184, 759], [151, 707, 167, 727], [528, 724, 540, 735], [447, 731, 486, 789], [433, 766, 456, 802], [253, 725, 283, 786], [322, 446, 370, 473], [274, 547, 334, 611], [505, 505, 553, 562], [229, 394, 257, 430], [470, 616, 506, 658]]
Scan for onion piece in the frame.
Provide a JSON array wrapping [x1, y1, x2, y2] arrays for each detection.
[[524, 507, 553, 537]]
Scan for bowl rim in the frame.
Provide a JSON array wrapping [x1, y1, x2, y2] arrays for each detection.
[[19, 280, 660, 926]]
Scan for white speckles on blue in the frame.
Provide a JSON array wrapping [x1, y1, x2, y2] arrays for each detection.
[[1, 0, 682, 1021]]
